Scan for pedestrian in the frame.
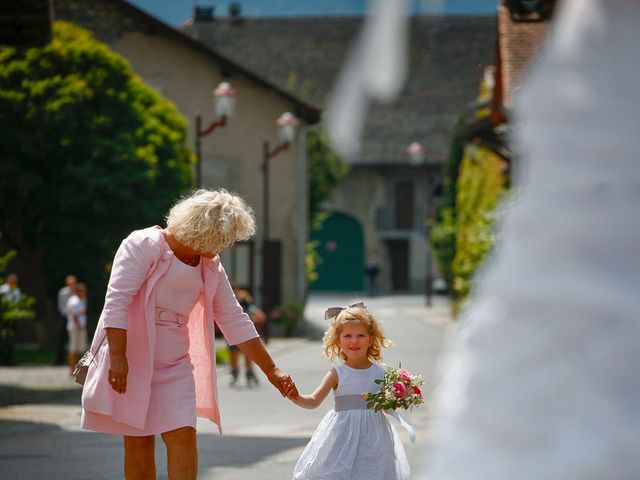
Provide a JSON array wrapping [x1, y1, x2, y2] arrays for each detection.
[[80, 189, 298, 479], [364, 256, 380, 297], [288, 302, 410, 480], [0, 273, 21, 303], [66, 282, 88, 374], [229, 287, 267, 387], [55, 274, 77, 365]]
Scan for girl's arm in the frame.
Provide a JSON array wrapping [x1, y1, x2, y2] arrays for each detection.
[[290, 368, 338, 410]]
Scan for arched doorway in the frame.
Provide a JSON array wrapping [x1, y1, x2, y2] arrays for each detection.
[[310, 212, 364, 291]]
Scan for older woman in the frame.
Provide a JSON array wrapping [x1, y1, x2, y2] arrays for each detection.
[[81, 189, 297, 479]]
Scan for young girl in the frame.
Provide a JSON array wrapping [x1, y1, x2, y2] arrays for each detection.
[[289, 302, 411, 480]]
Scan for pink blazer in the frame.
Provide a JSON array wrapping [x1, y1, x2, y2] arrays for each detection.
[[81, 226, 258, 433]]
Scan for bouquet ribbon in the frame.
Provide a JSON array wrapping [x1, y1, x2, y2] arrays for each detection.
[[386, 410, 416, 444]]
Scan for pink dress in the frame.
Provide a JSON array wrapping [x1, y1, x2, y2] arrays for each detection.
[[84, 255, 204, 436], [81, 227, 259, 436], [147, 255, 203, 434]]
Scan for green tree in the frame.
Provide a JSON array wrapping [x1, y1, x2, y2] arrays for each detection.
[[0, 21, 193, 346], [307, 128, 349, 229]]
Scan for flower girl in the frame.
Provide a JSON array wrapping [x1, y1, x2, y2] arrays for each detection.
[[288, 303, 410, 480]]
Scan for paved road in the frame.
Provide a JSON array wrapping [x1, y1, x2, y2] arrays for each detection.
[[0, 293, 451, 479]]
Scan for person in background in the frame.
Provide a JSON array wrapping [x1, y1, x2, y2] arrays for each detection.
[[364, 256, 380, 297], [0, 273, 21, 303], [66, 282, 88, 374], [55, 274, 77, 365], [229, 287, 267, 387]]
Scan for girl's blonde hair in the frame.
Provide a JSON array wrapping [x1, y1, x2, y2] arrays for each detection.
[[166, 189, 255, 254], [323, 306, 391, 363]]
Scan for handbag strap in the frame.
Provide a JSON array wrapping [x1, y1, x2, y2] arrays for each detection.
[[86, 330, 108, 365]]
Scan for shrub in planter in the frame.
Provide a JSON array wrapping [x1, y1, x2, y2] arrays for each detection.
[[270, 302, 304, 337], [0, 293, 36, 365]]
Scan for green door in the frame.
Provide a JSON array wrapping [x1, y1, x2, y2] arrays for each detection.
[[310, 212, 364, 291]]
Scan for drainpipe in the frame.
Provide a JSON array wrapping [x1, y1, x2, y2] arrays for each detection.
[[297, 123, 319, 303]]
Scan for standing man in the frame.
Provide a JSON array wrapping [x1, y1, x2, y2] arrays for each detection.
[[55, 274, 76, 365], [66, 282, 87, 374], [364, 256, 380, 297]]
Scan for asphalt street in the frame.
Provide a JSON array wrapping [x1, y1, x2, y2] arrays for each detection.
[[0, 292, 452, 479]]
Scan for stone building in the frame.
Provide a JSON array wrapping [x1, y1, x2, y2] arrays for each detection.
[[184, 13, 497, 294], [52, 0, 320, 307]]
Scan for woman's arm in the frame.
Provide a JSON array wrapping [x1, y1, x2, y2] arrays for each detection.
[[236, 337, 298, 398], [106, 327, 128, 394], [290, 368, 338, 410], [101, 230, 162, 393]]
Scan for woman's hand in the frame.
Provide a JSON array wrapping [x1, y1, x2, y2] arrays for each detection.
[[108, 353, 128, 394], [267, 366, 299, 399]]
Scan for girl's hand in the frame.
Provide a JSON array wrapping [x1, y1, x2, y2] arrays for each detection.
[[267, 366, 299, 399], [108, 353, 128, 394]]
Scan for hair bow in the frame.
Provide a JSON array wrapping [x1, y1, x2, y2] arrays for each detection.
[[324, 301, 366, 321]]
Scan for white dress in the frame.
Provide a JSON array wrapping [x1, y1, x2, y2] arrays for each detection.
[[293, 363, 411, 480]]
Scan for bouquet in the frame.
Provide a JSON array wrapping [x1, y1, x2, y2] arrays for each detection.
[[361, 366, 424, 412]]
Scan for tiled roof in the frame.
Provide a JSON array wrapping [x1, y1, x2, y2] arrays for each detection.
[[183, 15, 496, 165], [52, 0, 320, 123], [497, 2, 552, 108]]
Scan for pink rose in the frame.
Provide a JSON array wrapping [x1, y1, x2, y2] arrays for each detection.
[[399, 369, 412, 382], [412, 386, 423, 397], [360, 392, 369, 401], [392, 381, 406, 398]]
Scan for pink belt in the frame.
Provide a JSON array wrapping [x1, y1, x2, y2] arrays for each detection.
[[155, 308, 188, 326]]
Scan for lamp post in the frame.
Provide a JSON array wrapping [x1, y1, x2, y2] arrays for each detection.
[[406, 141, 433, 307], [261, 112, 300, 312], [262, 112, 300, 241], [194, 81, 236, 188]]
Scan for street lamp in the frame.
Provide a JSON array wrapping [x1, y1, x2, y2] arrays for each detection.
[[194, 81, 236, 188], [261, 112, 300, 313], [406, 141, 433, 306]]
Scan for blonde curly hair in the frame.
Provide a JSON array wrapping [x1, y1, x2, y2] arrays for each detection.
[[166, 189, 255, 254], [323, 305, 391, 363]]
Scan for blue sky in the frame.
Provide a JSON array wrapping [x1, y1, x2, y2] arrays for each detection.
[[128, 0, 498, 26]]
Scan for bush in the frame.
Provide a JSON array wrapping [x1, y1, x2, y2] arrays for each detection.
[[451, 146, 507, 313], [270, 301, 304, 336]]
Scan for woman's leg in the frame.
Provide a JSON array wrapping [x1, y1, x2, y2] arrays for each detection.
[[124, 435, 156, 479], [161, 426, 198, 480]]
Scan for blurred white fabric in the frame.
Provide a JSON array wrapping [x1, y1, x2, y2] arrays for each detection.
[[326, 0, 411, 159], [421, 0, 640, 479]]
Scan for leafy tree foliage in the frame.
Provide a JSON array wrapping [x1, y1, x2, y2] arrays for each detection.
[[452, 147, 506, 309], [307, 128, 349, 229], [0, 22, 193, 345]]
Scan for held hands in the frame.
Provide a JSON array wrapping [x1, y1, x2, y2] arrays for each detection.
[[266, 366, 299, 400], [108, 353, 128, 394]]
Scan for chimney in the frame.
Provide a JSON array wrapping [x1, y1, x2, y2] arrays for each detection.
[[228, 2, 244, 25], [191, 4, 216, 46]]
